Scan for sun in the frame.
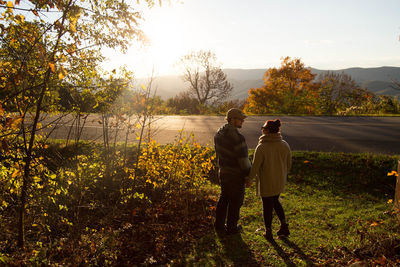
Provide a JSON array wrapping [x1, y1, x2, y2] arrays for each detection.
[[132, 5, 187, 77]]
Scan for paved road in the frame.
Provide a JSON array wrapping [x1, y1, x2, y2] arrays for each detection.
[[44, 115, 400, 154]]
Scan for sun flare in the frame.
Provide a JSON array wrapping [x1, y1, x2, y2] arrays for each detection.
[[132, 6, 187, 77]]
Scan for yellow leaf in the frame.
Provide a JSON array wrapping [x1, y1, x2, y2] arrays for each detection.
[[11, 117, 22, 129], [14, 14, 24, 23], [6, 1, 13, 8], [60, 54, 67, 62], [11, 169, 20, 178], [58, 66, 68, 79], [388, 199, 393, 204], [387, 171, 398, 176], [370, 222, 379, 227], [49, 62, 56, 73], [303, 160, 310, 164], [69, 20, 77, 33]]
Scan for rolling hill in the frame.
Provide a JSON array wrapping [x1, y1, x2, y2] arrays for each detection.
[[147, 66, 400, 100]]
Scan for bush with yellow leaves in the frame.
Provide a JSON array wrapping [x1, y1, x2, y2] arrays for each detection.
[[122, 131, 215, 204]]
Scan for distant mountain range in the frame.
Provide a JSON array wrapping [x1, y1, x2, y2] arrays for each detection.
[[145, 66, 400, 100]]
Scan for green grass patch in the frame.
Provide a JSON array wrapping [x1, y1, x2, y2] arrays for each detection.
[[180, 152, 400, 266]]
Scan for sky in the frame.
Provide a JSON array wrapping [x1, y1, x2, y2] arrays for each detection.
[[103, 0, 400, 78]]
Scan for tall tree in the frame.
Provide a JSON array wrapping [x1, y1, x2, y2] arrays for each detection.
[[245, 57, 319, 114], [317, 71, 371, 114], [0, 0, 160, 247], [179, 50, 233, 106]]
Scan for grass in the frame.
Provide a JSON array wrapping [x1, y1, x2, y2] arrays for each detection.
[[1, 143, 399, 265], [176, 151, 400, 266]]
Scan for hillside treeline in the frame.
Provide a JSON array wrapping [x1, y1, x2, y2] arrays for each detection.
[[57, 57, 400, 116], [245, 57, 400, 115]]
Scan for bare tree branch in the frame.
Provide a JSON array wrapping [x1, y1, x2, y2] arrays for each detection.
[[179, 50, 232, 106]]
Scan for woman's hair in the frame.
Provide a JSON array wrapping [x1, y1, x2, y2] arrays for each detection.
[[264, 119, 281, 133]]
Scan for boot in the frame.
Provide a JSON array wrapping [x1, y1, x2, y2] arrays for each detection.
[[264, 228, 273, 241], [277, 223, 290, 237]]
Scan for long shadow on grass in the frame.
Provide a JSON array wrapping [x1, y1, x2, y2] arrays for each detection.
[[280, 238, 315, 266], [266, 239, 296, 267], [216, 231, 260, 266]]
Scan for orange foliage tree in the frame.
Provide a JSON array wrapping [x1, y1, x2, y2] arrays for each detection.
[[245, 57, 320, 114]]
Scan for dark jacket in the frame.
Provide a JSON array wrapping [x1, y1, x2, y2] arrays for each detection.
[[214, 123, 251, 177]]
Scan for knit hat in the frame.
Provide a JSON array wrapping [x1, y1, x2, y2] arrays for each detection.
[[262, 119, 281, 133], [225, 108, 247, 121]]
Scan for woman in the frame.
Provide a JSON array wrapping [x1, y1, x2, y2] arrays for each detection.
[[248, 119, 292, 240]]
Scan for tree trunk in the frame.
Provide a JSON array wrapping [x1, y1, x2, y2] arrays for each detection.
[[123, 116, 131, 168], [16, 2, 71, 247], [17, 165, 29, 247]]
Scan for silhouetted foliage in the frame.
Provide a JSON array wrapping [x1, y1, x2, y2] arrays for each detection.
[[166, 92, 201, 114]]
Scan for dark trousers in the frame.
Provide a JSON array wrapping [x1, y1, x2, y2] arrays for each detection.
[[215, 172, 245, 231], [261, 195, 286, 229]]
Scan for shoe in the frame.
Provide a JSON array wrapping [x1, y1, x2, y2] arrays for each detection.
[[277, 223, 290, 237], [264, 228, 273, 241], [226, 224, 242, 235]]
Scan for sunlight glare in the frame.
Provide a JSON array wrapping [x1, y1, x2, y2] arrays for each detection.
[[131, 6, 187, 77]]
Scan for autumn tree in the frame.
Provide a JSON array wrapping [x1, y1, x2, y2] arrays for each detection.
[[317, 71, 374, 114], [0, 0, 160, 247], [245, 57, 319, 114], [376, 95, 400, 114], [179, 50, 233, 106]]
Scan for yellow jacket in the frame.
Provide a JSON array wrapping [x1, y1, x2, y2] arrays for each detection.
[[249, 133, 291, 197]]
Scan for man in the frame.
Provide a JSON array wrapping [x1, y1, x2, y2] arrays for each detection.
[[214, 108, 251, 234]]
